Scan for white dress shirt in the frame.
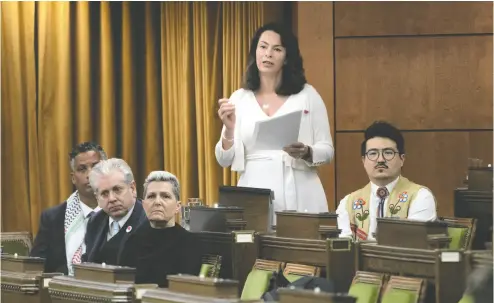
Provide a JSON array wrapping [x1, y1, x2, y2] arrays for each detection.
[[78, 202, 101, 254], [336, 176, 437, 239], [107, 204, 135, 241]]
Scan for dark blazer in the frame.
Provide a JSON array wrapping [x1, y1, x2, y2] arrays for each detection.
[[82, 200, 147, 264], [118, 222, 202, 287], [30, 202, 69, 274]]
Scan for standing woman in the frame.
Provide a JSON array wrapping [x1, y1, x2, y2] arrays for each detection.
[[215, 23, 334, 223]]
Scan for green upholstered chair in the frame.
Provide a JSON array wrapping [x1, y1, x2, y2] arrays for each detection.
[[240, 259, 283, 301], [439, 217, 477, 250], [347, 271, 386, 303], [283, 263, 320, 283], [199, 254, 222, 278], [1, 232, 33, 256], [380, 276, 426, 303], [448, 226, 469, 249], [458, 294, 475, 303]]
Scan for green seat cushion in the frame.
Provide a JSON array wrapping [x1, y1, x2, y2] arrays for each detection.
[[348, 282, 379, 303], [1, 241, 30, 256], [448, 227, 468, 249], [285, 274, 303, 283], [458, 294, 475, 303], [199, 264, 213, 277], [240, 269, 273, 300], [381, 289, 416, 303]]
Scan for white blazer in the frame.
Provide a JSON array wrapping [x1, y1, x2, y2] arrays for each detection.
[[215, 84, 334, 172]]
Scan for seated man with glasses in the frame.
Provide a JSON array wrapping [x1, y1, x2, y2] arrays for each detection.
[[82, 158, 147, 265], [336, 121, 437, 241]]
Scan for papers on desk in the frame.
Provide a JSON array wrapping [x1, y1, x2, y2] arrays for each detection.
[[253, 110, 302, 150]]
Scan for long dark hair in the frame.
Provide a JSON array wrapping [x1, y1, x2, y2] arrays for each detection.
[[243, 23, 307, 96]]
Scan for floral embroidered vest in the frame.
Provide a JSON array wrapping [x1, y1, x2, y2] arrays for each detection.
[[346, 176, 425, 241]]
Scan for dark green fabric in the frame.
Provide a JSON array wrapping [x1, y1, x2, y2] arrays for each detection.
[[1, 241, 30, 256]]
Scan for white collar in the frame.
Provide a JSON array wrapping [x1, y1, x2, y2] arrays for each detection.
[[79, 201, 101, 218], [108, 203, 135, 229], [370, 176, 400, 197]]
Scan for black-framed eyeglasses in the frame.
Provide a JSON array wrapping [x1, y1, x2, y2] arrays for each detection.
[[365, 148, 399, 161]]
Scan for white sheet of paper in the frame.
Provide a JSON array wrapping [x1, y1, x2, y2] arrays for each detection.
[[253, 110, 302, 150]]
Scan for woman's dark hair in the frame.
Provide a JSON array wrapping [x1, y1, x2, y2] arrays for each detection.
[[360, 121, 405, 156], [243, 22, 307, 96]]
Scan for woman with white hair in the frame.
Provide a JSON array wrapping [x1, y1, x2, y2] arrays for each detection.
[[118, 171, 202, 287]]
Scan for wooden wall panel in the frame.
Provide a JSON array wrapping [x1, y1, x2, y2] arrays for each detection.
[[336, 131, 493, 216], [335, 36, 493, 130], [335, 2, 493, 37], [295, 2, 336, 209], [334, 133, 369, 204]]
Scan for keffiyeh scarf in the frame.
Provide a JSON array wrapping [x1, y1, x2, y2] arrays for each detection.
[[64, 191, 85, 276]]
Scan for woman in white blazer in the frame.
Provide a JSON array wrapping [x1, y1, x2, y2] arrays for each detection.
[[215, 23, 334, 224]]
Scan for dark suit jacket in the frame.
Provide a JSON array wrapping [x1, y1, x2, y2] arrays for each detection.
[[82, 200, 147, 264], [30, 202, 69, 274]]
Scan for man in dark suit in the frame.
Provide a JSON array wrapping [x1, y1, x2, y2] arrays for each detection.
[[30, 142, 107, 275], [82, 158, 147, 265]]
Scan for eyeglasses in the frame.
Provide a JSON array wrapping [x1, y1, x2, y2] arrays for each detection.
[[365, 148, 399, 162]]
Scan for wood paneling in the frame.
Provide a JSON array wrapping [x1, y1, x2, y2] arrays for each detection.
[[335, 2, 493, 37], [296, 2, 336, 209], [295, 1, 493, 215], [336, 131, 493, 216], [335, 36, 493, 130]]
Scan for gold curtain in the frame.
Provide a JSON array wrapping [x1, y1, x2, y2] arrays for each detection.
[[1, 2, 40, 232], [2, 1, 164, 234], [161, 2, 197, 202], [192, 2, 222, 205], [1, 1, 271, 234], [221, 2, 264, 186], [160, 2, 265, 204]]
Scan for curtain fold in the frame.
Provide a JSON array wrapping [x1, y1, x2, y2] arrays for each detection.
[[1, 1, 39, 232], [1, 1, 273, 233], [221, 2, 264, 186], [192, 2, 222, 205], [161, 2, 197, 202]]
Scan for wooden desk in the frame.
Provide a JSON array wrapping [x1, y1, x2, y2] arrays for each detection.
[[275, 211, 338, 240], [454, 188, 493, 249], [356, 243, 465, 303], [278, 288, 356, 303], [219, 186, 272, 232], [195, 231, 258, 294], [1, 254, 59, 303], [259, 235, 327, 268]]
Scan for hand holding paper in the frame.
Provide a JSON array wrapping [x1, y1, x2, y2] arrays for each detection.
[[283, 142, 309, 159], [253, 110, 302, 150]]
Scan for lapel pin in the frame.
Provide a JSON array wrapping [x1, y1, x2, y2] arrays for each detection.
[[126, 226, 132, 233]]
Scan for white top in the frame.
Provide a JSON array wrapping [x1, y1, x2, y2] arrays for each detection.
[[215, 84, 334, 172], [77, 202, 101, 254], [215, 84, 334, 223], [107, 204, 135, 240], [336, 176, 437, 239], [80, 202, 101, 218]]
